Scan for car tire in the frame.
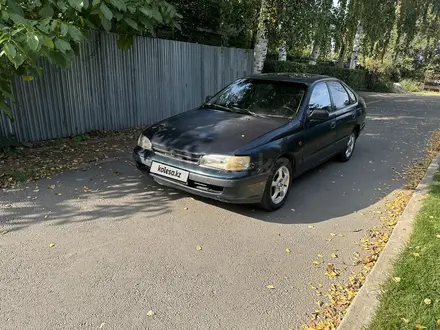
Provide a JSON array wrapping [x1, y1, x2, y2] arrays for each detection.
[[260, 157, 293, 211], [338, 131, 357, 162]]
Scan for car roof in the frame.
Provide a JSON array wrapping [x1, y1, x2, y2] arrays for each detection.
[[245, 73, 334, 85]]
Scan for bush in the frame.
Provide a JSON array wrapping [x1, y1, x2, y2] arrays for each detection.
[[399, 79, 423, 92], [264, 60, 367, 90]]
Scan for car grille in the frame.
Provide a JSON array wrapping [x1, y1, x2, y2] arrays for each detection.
[[152, 145, 201, 164]]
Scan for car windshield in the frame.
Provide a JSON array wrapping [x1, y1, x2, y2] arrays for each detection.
[[207, 79, 306, 118]]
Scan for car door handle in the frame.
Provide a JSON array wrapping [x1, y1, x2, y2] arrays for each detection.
[[330, 121, 336, 129]]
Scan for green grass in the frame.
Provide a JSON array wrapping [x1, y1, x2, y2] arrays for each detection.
[[415, 91, 440, 96], [368, 171, 440, 330]]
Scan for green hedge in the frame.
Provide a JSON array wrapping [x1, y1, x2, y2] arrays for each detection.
[[264, 60, 367, 90]]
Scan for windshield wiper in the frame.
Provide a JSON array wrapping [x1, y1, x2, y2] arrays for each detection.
[[232, 107, 266, 117], [203, 103, 234, 112]]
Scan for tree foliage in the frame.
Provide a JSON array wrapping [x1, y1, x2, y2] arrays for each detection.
[[0, 0, 180, 120]]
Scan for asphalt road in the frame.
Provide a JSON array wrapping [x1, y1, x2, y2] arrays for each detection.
[[1, 93, 439, 330]]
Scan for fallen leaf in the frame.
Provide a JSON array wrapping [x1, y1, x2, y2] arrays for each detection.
[[339, 234, 345, 237], [412, 252, 420, 257], [353, 228, 362, 232], [401, 318, 410, 324], [49, 243, 55, 247], [331, 253, 338, 258], [48, 185, 55, 189], [1, 230, 8, 235], [423, 298, 431, 305], [290, 208, 295, 212], [308, 225, 315, 229], [326, 238, 332, 242], [316, 300, 323, 307], [184, 207, 188, 210], [146, 310, 155, 317], [195, 245, 202, 251], [266, 284, 275, 289], [392, 277, 401, 283], [415, 324, 426, 329], [33, 189, 39, 192], [429, 215, 434, 219], [436, 234, 440, 239], [313, 261, 320, 267], [113, 171, 120, 176], [437, 319, 440, 326], [325, 263, 339, 278], [99, 322, 105, 329], [330, 233, 336, 237], [286, 248, 291, 253], [317, 254, 323, 258]]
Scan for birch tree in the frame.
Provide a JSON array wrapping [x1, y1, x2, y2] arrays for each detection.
[[349, 23, 363, 68], [253, 0, 270, 73]]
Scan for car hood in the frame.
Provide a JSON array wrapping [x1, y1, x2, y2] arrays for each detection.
[[144, 107, 289, 154]]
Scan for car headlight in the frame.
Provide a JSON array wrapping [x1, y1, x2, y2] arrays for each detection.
[[137, 134, 152, 150], [199, 154, 250, 171]]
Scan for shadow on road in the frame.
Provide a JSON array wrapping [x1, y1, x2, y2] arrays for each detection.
[[0, 159, 186, 232]]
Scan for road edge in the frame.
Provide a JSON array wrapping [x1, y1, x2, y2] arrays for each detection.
[[338, 151, 440, 330]]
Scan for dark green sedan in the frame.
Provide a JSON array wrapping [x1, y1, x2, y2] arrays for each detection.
[[133, 73, 366, 211]]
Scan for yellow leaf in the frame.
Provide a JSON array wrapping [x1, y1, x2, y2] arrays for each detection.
[[437, 319, 440, 326], [313, 261, 320, 266], [412, 252, 420, 257], [401, 318, 410, 324], [331, 253, 338, 258], [423, 298, 431, 305], [316, 300, 323, 307], [392, 277, 401, 283], [184, 207, 188, 210], [49, 243, 55, 247], [285, 248, 291, 253], [23, 76, 34, 81], [48, 185, 55, 189], [44, 215, 48, 219], [146, 310, 155, 317], [99, 322, 105, 329], [339, 234, 345, 237], [436, 234, 440, 239], [330, 233, 336, 237], [195, 245, 202, 251], [415, 324, 427, 329], [308, 225, 315, 229], [266, 284, 275, 289], [33, 189, 39, 192], [317, 254, 323, 258], [327, 238, 332, 242]]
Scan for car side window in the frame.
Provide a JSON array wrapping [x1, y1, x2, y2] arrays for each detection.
[[327, 81, 351, 110], [344, 84, 357, 104], [309, 83, 331, 111]]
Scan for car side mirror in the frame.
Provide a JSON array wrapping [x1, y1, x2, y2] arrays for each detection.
[[205, 95, 212, 103], [308, 108, 329, 121]]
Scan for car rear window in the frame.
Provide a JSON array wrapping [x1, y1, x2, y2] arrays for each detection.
[[210, 79, 306, 118]]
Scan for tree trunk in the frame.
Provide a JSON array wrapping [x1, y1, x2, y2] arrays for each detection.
[[278, 41, 287, 61], [337, 42, 345, 68], [253, 0, 269, 73], [349, 23, 363, 69], [309, 42, 321, 65]]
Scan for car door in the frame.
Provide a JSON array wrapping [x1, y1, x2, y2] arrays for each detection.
[[302, 82, 338, 168], [327, 81, 358, 149]]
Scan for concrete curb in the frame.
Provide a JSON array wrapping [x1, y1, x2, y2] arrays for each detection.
[[338, 151, 440, 330]]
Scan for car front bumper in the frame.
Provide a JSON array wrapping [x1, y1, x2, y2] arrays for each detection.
[[133, 148, 268, 204]]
